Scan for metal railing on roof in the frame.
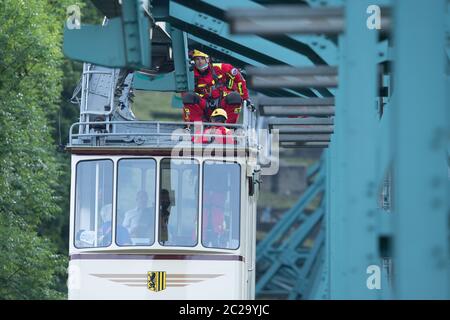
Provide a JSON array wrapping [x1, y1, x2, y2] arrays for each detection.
[[68, 120, 254, 149]]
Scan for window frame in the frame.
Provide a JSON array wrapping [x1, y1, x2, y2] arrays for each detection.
[[73, 158, 114, 249], [201, 160, 242, 250], [115, 157, 157, 247], [159, 157, 200, 248]]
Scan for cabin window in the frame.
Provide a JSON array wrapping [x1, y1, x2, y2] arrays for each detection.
[[159, 158, 199, 247], [202, 161, 241, 250], [74, 160, 113, 248], [116, 159, 157, 246]]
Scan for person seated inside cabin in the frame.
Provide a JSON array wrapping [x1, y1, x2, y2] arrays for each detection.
[[122, 190, 155, 244], [159, 189, 171, 245], [202, 183, 228, 248], [98, 204, 131, 246], [192, 108, 235, 145]]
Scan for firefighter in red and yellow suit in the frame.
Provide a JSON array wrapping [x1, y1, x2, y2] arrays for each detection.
[[182, 50, 250, 124], [192, 108, 235, 144]]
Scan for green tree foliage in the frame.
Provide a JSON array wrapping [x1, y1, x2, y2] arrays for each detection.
[[46, 0, 103, 297], [46, 0, 103, 263], [0, 0, 102, 299]]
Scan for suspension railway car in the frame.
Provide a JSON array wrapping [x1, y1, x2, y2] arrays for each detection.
[[67, 119, 260, 300]]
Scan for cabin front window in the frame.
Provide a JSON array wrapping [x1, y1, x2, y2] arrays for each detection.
[[74, 160, 113, 248], [159, 158, 199, 247], [73, 157, 242, 250], [202, 161, 241, 250], [116, 158, 157, 246]]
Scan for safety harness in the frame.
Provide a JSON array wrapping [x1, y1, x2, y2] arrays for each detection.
[[194, 62, 227, 119]]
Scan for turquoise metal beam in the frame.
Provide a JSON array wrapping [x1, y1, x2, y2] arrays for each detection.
[[305, 0, 344, 7], [165, 1, 320, 66], [289, 227, 325, 299], [256, 204, 325, 297], [256, 168, 324, 260], [393, 0, 449, 299], [79, 0, 335, 97], [147, 0, 324, 97], [308, 245, 328, 300], [323, 148, 333, 300], [200, 0, 338, 66], [187, 35, 264, 67], [227, 6, 345, 35], [246, 66, 338, 89], [180, 0, 337, 97], [183, 0, 299, 65], [133, 26, 194, 92], [217, 0, 338, 98], [162, 0, 323, 98], [63, 0, 153, 69], [329, 0, 380, 299], [123, 0, 151, 67], [133, 72, 178, 91], [374, 97, 394, 300], [167, 1, 316, 68], [255, 160, 326, 298], [63, 18, 126, 67], [257, 207, 324, 297]]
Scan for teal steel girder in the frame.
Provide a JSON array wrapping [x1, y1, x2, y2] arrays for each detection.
[[64, 0, 153, 68], [255, 160, 326, 299], [133, 25, 194, 92], [328, 0, 382, 299], [326, 0, 449, 300], [154, 0, 336, 98], [191, 0, 338, 67], [392, 0, 449, 299], [288, 227, 326, 299], [64, 0, 339, 97]]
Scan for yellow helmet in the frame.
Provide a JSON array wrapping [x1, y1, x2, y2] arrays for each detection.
[[192, 49, 209, 59], [211, 108, 228, 120]]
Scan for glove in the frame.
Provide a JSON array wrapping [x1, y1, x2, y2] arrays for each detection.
[[244, 99, 255, 112]]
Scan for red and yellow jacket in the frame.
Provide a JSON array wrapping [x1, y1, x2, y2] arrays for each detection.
[[194, 63, 249, 100], [192, 126, 235, 145]]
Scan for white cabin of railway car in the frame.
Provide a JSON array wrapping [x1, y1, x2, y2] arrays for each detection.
[[67, 126, 260, 299]]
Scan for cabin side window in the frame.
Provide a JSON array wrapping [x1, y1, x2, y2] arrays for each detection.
[[74, 160, 113, 248], [159, 158, 199, 247], [116, 158, 156, 246], [202, 161, 241, 250]]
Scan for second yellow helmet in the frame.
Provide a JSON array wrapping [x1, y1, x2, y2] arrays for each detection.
[[211, 108, 228, 119]]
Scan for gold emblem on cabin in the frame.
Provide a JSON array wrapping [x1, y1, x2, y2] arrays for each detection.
[[147, 271, 166, 292]]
